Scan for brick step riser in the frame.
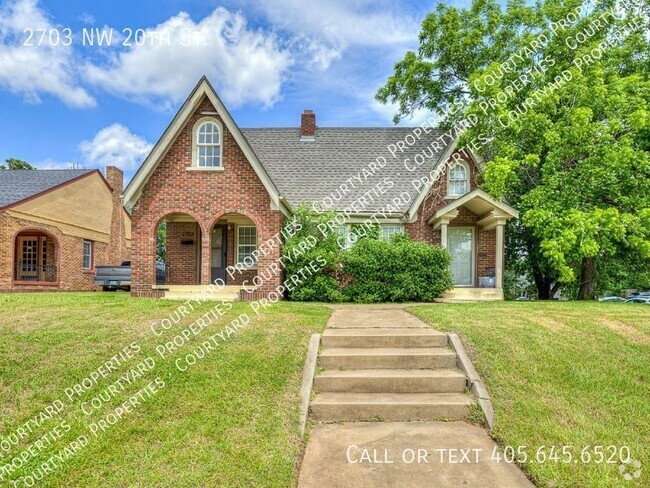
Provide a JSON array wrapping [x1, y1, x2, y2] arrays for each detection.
[[318, 355, 456, 370], [310, 403, 470, 422], [314, 377, 466, 394], [321, 336, 447, 348]]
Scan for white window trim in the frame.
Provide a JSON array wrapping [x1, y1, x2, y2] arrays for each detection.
[[82, 240, 93, 270], [191, 117, 223, 170], [446, 160, 470, 199], [236, 225, 257, 268], [380, 224, 404, 241]]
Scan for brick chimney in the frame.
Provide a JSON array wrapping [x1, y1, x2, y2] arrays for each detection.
[[105, 166, 124, 196], [300, 110, 316, 140], [104, 165, 128, 263]]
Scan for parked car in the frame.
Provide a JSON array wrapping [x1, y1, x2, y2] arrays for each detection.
[[94, 260, 131, 291], [599, 296, 627, 302], [625, 296, 650, 304], [627, 291, 650, 299]]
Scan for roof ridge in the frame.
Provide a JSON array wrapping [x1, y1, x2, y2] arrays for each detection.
[[241, 126, 443, 130]]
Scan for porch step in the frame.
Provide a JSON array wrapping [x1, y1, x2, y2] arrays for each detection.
[[310, 392, 474, 421], [314, 369, 467, 393], [321, 328, 447, 348], [437, 287, 503, 303], [156, 285, 242, 301], [318, 348, 457, 370]]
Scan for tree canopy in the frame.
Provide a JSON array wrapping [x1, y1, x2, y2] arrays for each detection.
[[378, 0, 650, 298], [1, 158, 35, 170]]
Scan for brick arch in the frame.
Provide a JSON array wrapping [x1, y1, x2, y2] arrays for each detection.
[[152, 210, 203, 236], [12, 227, 60, 283], [206, 209, 263, 233]]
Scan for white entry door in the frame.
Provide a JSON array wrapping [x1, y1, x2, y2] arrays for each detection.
[[448, 228, 474, 286]]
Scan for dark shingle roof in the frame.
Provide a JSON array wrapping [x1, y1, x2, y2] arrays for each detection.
[[0, 169, 94, 208], [241, 127, 453, 214]]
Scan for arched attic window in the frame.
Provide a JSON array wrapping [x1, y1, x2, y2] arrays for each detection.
[[447, 161, 469, 197], [193, 119, 222, 168]]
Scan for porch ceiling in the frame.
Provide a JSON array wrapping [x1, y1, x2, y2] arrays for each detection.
[[428, 189, 518, 229]]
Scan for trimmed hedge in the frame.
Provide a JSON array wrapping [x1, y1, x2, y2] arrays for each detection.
[[341, 234, 453, 303]]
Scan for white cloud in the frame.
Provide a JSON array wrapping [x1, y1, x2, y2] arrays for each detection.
[[0, 0, 95, 107], [84, 8, 292, 109], [79, 124, 152, 171], [77, 12, 96, 25], [242, 0, 419, 69]]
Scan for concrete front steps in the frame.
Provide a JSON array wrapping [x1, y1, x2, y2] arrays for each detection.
[[437, 287, 504, 303], [153, 284, 242, 301], [312, 327, 475, 422]]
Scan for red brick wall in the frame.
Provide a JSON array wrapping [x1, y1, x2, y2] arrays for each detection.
[[165, 221, 200, 284], [404, 151, 498, 286], [130, 96, 283, 296]]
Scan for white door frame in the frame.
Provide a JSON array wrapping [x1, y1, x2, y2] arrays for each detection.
[[447, 226, 476, 287]]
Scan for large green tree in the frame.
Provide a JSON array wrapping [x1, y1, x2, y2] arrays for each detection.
[[378, 0, 650, 299], [1, 158, 34, 170]]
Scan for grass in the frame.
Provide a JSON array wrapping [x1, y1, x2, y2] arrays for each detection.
[[0, 293, 329, 487], [409, 301, 650, 488]]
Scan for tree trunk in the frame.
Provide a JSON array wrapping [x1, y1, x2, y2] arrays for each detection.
[[577, 257, 596, 300], [532, 264, 554, 299]]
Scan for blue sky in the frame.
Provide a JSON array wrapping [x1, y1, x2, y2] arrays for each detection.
[[0, 0, 468, 182]]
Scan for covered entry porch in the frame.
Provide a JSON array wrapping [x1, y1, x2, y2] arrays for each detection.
[[153, 212, 259, 299], [13, 230, 58, 286], [428, 189, 518, 301]]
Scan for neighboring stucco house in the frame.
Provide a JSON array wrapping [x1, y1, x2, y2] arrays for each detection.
[[124, 77, 518, 301], [0, 167, 131, 292]]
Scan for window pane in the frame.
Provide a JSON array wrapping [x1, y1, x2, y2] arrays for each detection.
[[83, 241, 92, 268], [237, 227, 257, 265], [449, 164, 468, 196], [195, 121, 222, 167], [381, 225, 404, 241]]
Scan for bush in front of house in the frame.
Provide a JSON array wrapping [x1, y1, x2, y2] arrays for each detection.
[[281, 207, 454, 303], [340, 233, 454, 303], [282, 206, 346, 302]]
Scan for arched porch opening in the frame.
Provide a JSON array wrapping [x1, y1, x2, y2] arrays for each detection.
[[155, 213, 202, 285], [13, 230, 58, 283]]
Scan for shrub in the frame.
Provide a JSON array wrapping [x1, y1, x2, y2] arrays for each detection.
[[281, 209, 453, 303], [281, 206, 346, 302], [340, 233, 453, 303]]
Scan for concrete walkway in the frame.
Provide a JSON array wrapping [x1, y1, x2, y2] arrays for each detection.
[[298, 305, 533, 487]]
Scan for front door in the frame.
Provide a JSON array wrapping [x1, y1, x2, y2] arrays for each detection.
[[17, 237, 39, 281], [211, 225, 227, 283], [448, 227, 474, 286]]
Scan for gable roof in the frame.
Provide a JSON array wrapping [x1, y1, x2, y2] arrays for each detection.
[[429, 188, 519, 222], [123, 77, 284, 213], [241, 127, 455, 215], [0, 169, 95, 210]]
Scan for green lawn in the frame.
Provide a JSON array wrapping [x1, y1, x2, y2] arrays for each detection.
[[2, 295, 648, 487], [0, 293, 329, 487], [409, 301, 649, 488]]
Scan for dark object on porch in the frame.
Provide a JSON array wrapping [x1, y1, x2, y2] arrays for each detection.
[[180, 239, 195, 245], [479, 268, 496, 288], [156, 262, 168, 285]]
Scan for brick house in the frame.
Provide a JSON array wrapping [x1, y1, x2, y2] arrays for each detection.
[[124, 77, 517, 301], [0, 167, 131, 292]]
